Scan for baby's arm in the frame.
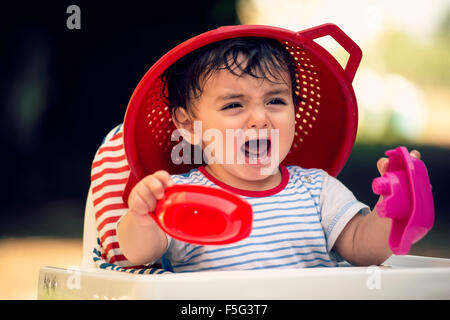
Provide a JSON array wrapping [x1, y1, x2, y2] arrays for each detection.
[[333, 150, 421, 266], [117, 170, 174, 265]]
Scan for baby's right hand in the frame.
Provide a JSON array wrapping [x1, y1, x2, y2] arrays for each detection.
[[127, 170, 175, 226]]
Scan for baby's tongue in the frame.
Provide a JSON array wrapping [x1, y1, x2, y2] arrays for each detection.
[[245, 139, 269, 157], [246, 141, 258, 155]]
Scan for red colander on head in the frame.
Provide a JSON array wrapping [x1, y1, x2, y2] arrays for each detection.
[[122, 23, 362, 202]]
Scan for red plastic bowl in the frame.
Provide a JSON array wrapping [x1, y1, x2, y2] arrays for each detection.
[[149, 184, 253, 245]]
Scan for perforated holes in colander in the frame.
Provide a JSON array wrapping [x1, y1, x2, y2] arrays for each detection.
[[283, 40, 321, 151], [145, 79, 174, 153]]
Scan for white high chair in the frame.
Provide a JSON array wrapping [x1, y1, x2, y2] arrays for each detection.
[[37, 187, 450, 300]]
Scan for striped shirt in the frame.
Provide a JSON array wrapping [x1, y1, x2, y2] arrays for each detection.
[[165, 165, 370, 272], [90, 124, 369, 273]]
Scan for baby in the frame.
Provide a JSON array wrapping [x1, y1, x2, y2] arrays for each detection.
[[103, 35, 422, 272]]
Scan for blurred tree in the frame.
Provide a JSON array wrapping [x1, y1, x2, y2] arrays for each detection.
[[436, 4, 450, 40], [376, 12, 450, 87]]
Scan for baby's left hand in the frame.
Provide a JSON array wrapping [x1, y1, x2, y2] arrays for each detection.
[[376, 149, 421, 176]]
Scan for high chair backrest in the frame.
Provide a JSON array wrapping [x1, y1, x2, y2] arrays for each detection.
[[81, 186, 97, 268]]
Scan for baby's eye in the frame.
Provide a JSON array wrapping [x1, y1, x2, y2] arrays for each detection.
[[268, 98, 286, 105], [221, 103, 243, 110]]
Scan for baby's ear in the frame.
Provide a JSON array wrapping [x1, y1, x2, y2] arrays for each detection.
[[171, 107, 197, 145]]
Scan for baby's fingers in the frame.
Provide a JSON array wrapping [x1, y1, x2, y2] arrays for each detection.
[[377, 149, 422, 176], [377, 157, 389, 176], [128, 170, 174, 218], [144, 170, 174, 200], [129, 179, 158, 215], [152, 170, 175, 190], [141, 175, 165, 202], [410, 149, 421, 159]]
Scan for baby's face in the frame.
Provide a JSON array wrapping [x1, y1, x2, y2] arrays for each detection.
[[187, 65, 295, 184]]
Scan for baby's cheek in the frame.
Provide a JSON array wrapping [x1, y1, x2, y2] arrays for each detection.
[[279, 124, 295, 150]]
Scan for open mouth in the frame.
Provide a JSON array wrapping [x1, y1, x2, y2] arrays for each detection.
[[240, 139, 271, 164]]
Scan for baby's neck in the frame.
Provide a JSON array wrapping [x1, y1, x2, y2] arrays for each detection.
[[203, 164, 282, 192]]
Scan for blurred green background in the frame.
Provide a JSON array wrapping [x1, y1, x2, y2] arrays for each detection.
[[1, 0, 449, 273]]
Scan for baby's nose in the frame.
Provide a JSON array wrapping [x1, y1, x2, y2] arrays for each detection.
[[247, 110, 269, 129]]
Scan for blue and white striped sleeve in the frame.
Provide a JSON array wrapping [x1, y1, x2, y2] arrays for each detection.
[[319, 172, 370, 255]]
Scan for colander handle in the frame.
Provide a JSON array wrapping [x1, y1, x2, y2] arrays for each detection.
[[298, 23, 362, 83]]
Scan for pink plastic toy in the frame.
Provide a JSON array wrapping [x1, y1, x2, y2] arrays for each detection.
[[149, 184, 253, 245], [372, 146, 434, 255]]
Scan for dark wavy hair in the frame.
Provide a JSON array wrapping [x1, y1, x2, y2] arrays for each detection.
[[161, 37, 299, 123]]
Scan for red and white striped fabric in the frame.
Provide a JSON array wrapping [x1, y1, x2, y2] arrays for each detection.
[[89, 124, 171, 274], [90, 124, 137, 267]]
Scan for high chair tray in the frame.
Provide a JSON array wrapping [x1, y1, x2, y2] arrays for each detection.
[[38, 255, 450, 300]]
